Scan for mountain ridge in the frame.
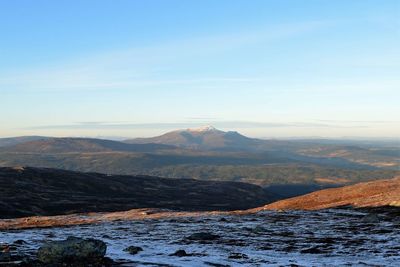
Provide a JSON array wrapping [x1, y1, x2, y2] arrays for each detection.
[[0, 137, 175, 153], [0, 136, 49, 147]]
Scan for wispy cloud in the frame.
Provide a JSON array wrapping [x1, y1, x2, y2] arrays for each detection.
[[24, 120, 366, 131], [317, 119, 400, 124], [0, 20, 328, 93]]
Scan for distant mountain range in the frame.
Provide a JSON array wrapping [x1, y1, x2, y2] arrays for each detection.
[[0, 126, 398, 188], [0, 137, 174, 153]]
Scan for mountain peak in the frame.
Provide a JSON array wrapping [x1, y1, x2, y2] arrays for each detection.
[[186, 125, 220, 133]]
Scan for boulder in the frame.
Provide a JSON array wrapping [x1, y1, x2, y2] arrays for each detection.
[[187, 232, 220, 241], [37, 237, 107, 265], [170, 249, 190, 257], [123, 246, 143, 255]]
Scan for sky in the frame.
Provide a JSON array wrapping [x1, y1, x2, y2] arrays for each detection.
[[0, 0, 399, 139]]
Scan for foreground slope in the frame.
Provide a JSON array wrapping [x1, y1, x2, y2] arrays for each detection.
[[262, 176, 400, 210], [2, 176, 400, 229], [0, 167, 271, 219]]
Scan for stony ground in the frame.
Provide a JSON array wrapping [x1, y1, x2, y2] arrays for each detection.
[[1, 208, 400, 266]]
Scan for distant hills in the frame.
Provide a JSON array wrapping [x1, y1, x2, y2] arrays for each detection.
[[0, 127, 398, 189], [0, 137, 174, 153], [0, 167, 272, 219], [0, 136, 48, 147], [125, 125, 261, 151]]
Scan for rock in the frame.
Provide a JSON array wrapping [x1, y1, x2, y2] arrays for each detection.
[[123, 246, 143, 255], [187, 232, 220, 241], [37, 236, 107, 265], [13, 240, 27, 245], [0, 244, 10, 252], [45, 233, 56, 238], [219, 217, 228, 222], [315, 237, 335, 244], [362, 214, 380, 223], [204, 262, 231, 267], [252, 225, 267, 234], [228, 252, 249, 259], [170, 249, 190, 257], [301, 246, 324, 254], [0, 251, 11, 262]]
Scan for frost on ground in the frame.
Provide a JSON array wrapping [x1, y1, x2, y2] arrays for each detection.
[[1, 209, 400, 266]]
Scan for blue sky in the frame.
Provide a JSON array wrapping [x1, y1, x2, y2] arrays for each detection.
[[1, 0, 399, 138]]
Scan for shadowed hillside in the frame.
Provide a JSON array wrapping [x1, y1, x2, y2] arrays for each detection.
[[0, 167, 272, 219]]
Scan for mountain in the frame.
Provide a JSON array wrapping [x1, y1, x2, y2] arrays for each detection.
[[261, 176, 400, 210], [0, 137, 175, 153], [0, 166, 272, 219], [125, 125, 261, 151], [0, 136, 49, 147]]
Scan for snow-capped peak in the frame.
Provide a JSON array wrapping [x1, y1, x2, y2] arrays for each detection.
[[186, 125, 219, 132]]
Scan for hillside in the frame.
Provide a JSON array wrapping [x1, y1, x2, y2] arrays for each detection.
[[0, 136, 49, 147], [0, 167, 271, 219], [125, 126, 261, 151], [262, 176, 400, 210], [0, 137, 175, 153]]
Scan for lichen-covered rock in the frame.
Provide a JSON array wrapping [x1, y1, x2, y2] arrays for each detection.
[[37, 237, 106, 265]]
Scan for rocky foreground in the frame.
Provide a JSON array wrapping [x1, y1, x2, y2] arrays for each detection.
[[1, 176, 400, 265], [1, 208, 400, 266]]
